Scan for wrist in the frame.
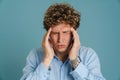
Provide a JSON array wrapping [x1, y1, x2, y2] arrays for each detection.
[[69, 53, 78, 61], [43, 58, 52, 68], [69, 51, 79, 60]]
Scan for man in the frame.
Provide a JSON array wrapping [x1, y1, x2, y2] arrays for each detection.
[[21, 3, 105, 80]]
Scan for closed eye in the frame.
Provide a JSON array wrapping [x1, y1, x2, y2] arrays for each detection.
[[63, 31, 71, 34]]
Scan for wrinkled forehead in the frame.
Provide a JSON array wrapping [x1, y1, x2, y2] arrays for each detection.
[[51, 23, 72, 32]]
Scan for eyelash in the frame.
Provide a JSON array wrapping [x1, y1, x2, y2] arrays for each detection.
[[51, 32, 70, 35]]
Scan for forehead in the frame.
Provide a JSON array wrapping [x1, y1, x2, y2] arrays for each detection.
[[51, 23, 72, 31]]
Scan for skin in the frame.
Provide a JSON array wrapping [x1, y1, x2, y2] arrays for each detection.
[[42, 23, 80, 68]]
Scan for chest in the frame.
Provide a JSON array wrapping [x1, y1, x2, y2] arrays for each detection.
[[47, 60, 74, 80]]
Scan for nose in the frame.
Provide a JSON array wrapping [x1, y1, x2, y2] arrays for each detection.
[[58, 33, 63, 43]]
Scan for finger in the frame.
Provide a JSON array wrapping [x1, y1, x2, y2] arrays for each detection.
[[44, 28, 51, 41], [71, 28, 81, 48], [71, 28, 79, 42]]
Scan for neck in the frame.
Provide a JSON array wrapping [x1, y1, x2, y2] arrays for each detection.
[[55, 52, 68, 62]]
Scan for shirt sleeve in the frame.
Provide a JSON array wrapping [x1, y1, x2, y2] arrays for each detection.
[[20, 48, 51, 80], [70, 48, 106, 80]]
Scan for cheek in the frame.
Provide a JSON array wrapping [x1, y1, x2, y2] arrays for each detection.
[[64, 35, 72, 43], [50, 35, 58, 43]]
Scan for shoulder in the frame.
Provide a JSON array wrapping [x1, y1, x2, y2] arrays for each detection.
[[28, 48, 44, 56], [27, 48, 44, 63], [79, 46, 96, 55], [79, 46, 99, 63]]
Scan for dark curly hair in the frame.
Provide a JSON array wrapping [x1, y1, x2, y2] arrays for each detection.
[[43, 3, 80, 31]]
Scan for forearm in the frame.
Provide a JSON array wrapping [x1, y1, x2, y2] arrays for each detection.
[[70, 63, 105, 80], [20, 62, 51, 80], [69, 48, 106, 80]]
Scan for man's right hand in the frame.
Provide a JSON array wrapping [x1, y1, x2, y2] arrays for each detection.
[[42, 28, 54, 68]]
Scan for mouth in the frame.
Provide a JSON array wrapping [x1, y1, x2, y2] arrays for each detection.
[[57, 45, 66, 48]]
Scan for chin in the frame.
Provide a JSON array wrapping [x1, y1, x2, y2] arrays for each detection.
[[54, 46, 68, 53], [57, 49, 68, 54]]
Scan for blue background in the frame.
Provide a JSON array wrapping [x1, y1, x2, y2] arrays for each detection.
[[0, 0, 120, 80]]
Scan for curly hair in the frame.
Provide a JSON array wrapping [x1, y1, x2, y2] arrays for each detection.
[[43, 3, 80, 31]]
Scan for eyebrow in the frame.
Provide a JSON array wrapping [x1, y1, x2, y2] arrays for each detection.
[[51, 30, 70, 33], [51, 31, 59, 34]]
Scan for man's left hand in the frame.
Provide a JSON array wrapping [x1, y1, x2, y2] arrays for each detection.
[[69, 28, 80, 61]]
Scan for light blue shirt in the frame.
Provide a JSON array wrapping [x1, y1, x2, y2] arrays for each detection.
[[20, 46, 105, 80]]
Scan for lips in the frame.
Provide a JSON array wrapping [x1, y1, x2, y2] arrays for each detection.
[[57, 45, 66, 48]]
